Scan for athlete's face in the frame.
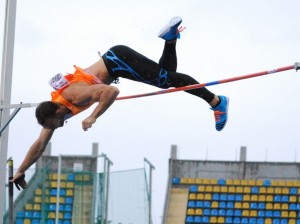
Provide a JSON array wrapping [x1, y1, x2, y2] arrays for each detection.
[[44, 116, 64, 130]]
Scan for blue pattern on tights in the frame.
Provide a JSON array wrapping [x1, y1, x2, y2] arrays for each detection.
[[105, 50, 168, 87]]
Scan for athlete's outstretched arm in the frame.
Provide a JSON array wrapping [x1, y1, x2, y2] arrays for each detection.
[[79, 84, 120, 131], [11, 128, 55, 190]]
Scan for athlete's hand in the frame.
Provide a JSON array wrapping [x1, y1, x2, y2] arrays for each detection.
[[11, 172, 27, 190], [82, 116, 97, 131]]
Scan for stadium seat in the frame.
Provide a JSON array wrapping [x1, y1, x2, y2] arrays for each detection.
[[233, 217, 241, 224], [211, 201, 218, 208], [205, 186, 212, 193], [241, 217, 249, 224], [187, 201, 195, 208], [189, 193, 196, 200], [204, 193, 211, 200], [189, 185, 198, 193], [187, 208, 195, 215], [225, 217, 233, 223], [202, 216, 209, 223], [242, 210, 249, 216], [186, 215, 194, 223], [197, 193, 204, 200], [25, 211, 33, 218], [64, 212, 72, 219], [218, 178, 226, 185], [195, 201, 203, 208], [16, 211, 25, 218], [195, 208, 202, 215], [211, 209, 218, 216], [212, 193, 219, 201], [203, 209, 210, 216], [188, 177, 195, 184], [172, 177, 180, 184], [194, 216, 201, 223], [258, 210, 265, 217]]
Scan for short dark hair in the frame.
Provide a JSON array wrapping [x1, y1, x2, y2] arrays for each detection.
[[35, 101, 59, 126]]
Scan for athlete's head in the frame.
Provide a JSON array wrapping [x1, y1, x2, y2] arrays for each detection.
[[36, 101, 64, 129]]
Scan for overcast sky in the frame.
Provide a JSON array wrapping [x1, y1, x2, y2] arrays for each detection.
[[1, 0, 300, 223]]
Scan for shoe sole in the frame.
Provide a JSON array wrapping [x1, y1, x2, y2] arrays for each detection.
[[219, 97, 229, 131], [158, 16, 182, 38]]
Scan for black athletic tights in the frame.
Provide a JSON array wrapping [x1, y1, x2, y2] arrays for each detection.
[[102, 43, 215, 103]]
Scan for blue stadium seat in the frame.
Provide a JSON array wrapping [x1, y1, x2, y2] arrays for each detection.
[[258, 210, 265, 217], [25, 211, 33, 218], [251, 186, 259, 194], [32, 220, 41, 224], [290, 187, 297, 194], [203, 201, 211, 208], [274, 195, 281, 202], [297, 205, 300, 211], [226, 209, 233, 216], [186, 216, 194, 223], [212, 193, 219, 201], [50, 189, 57, 196], [233, 217, 241, 224], [297, 219, 300, 224], [187, 201, 195, 208], [65, 204, 72, 212], [257, 218, 264, 224], [249, 218, 257, 224], [16, 211, 25, 218], [203, 209, 210, 216], [263, 179, 271, 187], [65, 197, 73, 204], [194, 216, 202, 223], [49, 204, 56, 211], [211, 209, 218, 216], [280, 219, 288, 224], [273, 219, 280, 224], [47, 220, 55, 224], [235, 194, 243, 201], [219, 202, 226, 208], [218, 209, 226, 216], [290, 203, 297, 210], [202, 216, 209, 223], [189, 185, 198, 193], [225, 217, 233, 223], [273, 211, 281, 217], [228, 194, 235, 201], [60, 189, 66, 196], [234, 209, 242, 216], [63, 221, 71, 224], [258, 202, 265, 209], [33, 211, 41, 218], [227, 202, 234, 209], [16, 219, 23, 224], [218, 178, 226, 185], [64, 212, 72, 219], [241, 217, 248, 223], [220, 193, 227, 201], [195, 201, 203, 208], [282, 195, 289, 202], [250, 202, 257, 209], [67, 173, 75, 181], [265, 211, 273, 217], [59, 204, 65, 211]]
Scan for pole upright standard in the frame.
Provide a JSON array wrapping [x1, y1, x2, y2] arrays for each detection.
[[7, 157, 13, 224]]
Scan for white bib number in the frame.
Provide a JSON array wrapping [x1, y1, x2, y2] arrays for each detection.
[[48, 73, 70, 90]]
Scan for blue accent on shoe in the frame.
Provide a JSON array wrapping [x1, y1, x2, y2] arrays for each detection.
[[158, 16, 182, 41], [211, 96, 229, 131]]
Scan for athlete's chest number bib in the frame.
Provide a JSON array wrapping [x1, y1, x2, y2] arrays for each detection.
[[49, 73, 70, 90]]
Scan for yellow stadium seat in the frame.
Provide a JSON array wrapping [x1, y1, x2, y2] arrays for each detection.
[[265, 218, 272, 224], [298, 189, 300, 194], [259, 187, 266, 194], [281, 211, 288, 218], [23, 219, 31, 224], [256, 180, 263, 186], [189, 193, 196, 200], [236, 187, 243, 193], [266, 195, 273, 202], [211, 201, 218, 208], [233, 179, 241, 185], [180, 177, 188, 184], [274, 203, 281, 210], [76, 174, 83, 181], [243, 195, 250, 201], [205, 185, 213, 192], [217, 217, 225, 223], [197, 193, 204, 200], [278, 180, 286, 186], [290, 196, 297, 202], [244, 187, 251, 194], [204, 193, 212, 200], [241, 180, 248, 186], [213, 186, 220, 192], [242, 210, 249, 216], [250, 210, 257, 217], [210, 217, 217, 223], [66, 182, 75, 188], [61, 173, 67, 180], [34, 196, 42, 203], [289, 211, 296, 218], [242, 202, 249, 209], [228, 186, 235, 193], [35, 188, 42, 195], [282, 203, 289, 210], [66, 189, 74, 196], [226, 179, 233, 185], [275, 187, 282, 194], [187, 208, 195, 215], [220, 186, 228, 193], [271, 180, 278, 186], [188, 178, 195, 184], [289, 219, 296, 224], [198, 186, 205, 192], [50, 181, 57, 188], [293, 181, 300, 187], [195, 209, 202, 215], [195, 178, 203, 184], [25, 203, 33, 210], [203, 178, 211, 185], [48, 212, 55, 219], [234, 202, 242, 209], [33, 204, 41, 211], [248, 180, 256, 186], [282, 187, 289, 194], [286, 180, 293, 187], [49, 173, 58, 180], [250, 195, 258, 201], [211, 179, 218, 185], [266, 187, 274, 194], [258, 195, 266, 202], [266, 203, 273, 209]]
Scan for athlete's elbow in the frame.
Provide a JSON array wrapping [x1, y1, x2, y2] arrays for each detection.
[[109, 86, 120, 97]]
